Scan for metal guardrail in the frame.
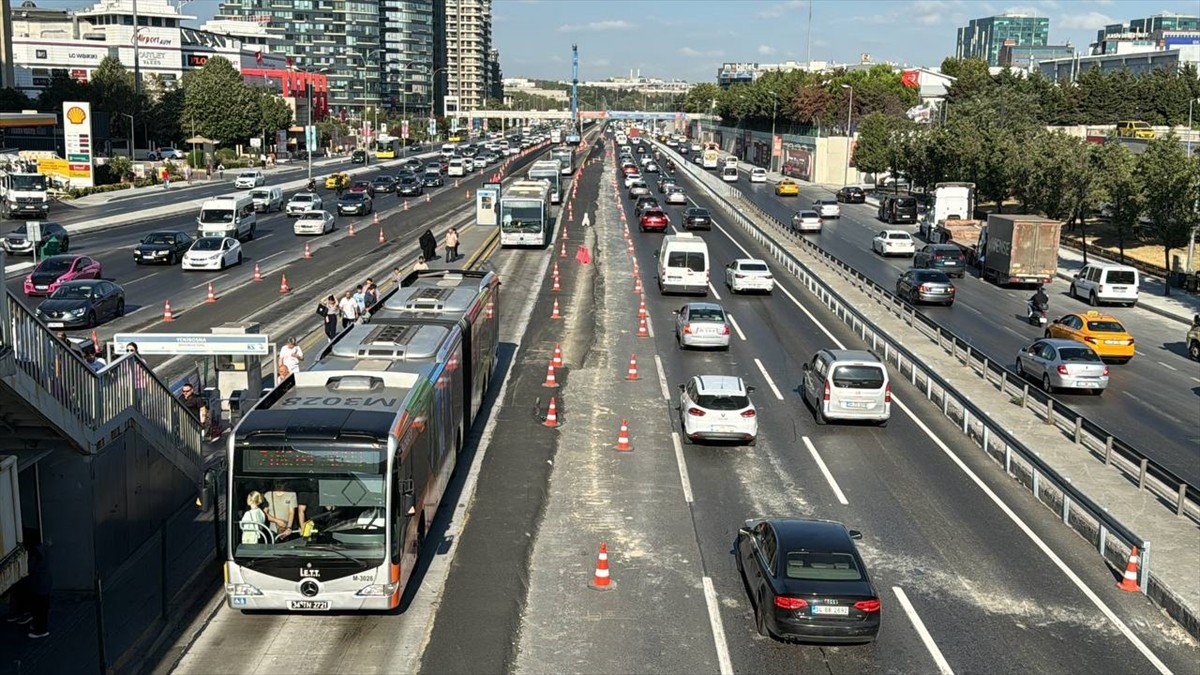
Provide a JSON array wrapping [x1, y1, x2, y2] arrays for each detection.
[[661, 144, 1157, 591]]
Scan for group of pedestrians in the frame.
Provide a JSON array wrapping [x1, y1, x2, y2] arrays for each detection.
[[315, 277, 381, 343]]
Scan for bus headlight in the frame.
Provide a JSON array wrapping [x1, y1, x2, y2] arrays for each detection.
[[226, 583, 263, 596], [356, 583, 399, 597]]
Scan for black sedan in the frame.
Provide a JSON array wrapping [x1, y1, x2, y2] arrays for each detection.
[[682, 207, 712, 230], [35, 279, 125, 329], [422, 172, 444, 188], [397, 176, 424, 197], [403, 158, 423, 172], [133, 230, 193, 265], [1, 221, 69, 256], [371, 176, 397, 194], [736, 518, 881, 643], [336, 193, 373, 216], [836, 186, 866, 203]]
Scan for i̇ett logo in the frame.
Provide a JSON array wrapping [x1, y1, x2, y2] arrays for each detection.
[[66, 106, 87, 125]]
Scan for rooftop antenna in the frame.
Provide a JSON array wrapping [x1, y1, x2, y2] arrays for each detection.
[[806, 1, 813, 68]]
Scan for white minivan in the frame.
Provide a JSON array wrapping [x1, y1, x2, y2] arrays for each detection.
[[721, 165, 739, 183], [1069, 263, 1140, 307], [447, 158, 466, 177], [657, 232, 710, 295], [801, 349, 891, 426]]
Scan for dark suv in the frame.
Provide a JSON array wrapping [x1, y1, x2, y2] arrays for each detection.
[[877, 195, 918, 224], [913, 244, 967, 277], [682, 207, 712, 230], [836, 186, 865, 203]]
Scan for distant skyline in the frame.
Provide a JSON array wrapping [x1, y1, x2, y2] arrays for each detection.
[[24, 0, 1200, 82]]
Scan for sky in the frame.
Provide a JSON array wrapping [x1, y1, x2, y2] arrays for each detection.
[[28, 0, 1200, 82]]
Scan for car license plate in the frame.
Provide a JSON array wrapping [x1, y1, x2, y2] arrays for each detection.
[[843, 401, 866, 409], [1104, 340, 1123, 345], [46, 322, 64, 328], [812, 605, 849, 616], [287, 600, 330, 611], [714, 426, 734, 433], [1111, 286, 1127, 292], [1077, 381, 1098, 388], [35, 285, 47, 291]]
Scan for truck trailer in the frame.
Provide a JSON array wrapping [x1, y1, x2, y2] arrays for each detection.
[[977, 214, 1062, 286]]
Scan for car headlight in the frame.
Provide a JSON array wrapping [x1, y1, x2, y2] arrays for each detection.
[[70, 308, 87, 316], [226, 583, 263, 596], [356, 582, 399, 597]]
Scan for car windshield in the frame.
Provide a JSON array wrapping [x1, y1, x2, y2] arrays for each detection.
[[36, 258, 72, 273], [1086, 320, 1126, 333], [695, 394, 749, 410], [192, 238, 224, 251], [819, 200, 837, 206], [888, 232, 911, 240], [831, 365, 885, 389], [785, 551, 863, 581], [250, 190, 268, 198], [11, 175, 48, 191], [300, 211, 325, 220], [142, 233, 175, 245], [353, 182, 370, 189], [933, 249, 963, 260], [340, 194, 365, 203], [1058, 346, 1101, 362], [238, 173, 256, 179], [50, 284, 94, 299], [894, 197, 917, 207], [687, 307, 725, 322], [400, 177, 418, 184], [668, 251, 705, 271], [740, 262, 769, 273], [373, 178, 391, 184], [423, 173, 439, 179], [291, 194, 313, 203], [199, 209, 234, 224]]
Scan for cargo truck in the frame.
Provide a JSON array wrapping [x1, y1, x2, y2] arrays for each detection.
[[977, 214, 1062, 286], [920, 182, 981, 240]]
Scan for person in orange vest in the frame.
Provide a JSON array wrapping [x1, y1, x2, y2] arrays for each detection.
[[160, 166, 170, 189]]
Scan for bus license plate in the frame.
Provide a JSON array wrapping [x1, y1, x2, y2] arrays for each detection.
[[287, 600, 330, 611], [812, 605, 849, 616], [47, 322, 64, 328]]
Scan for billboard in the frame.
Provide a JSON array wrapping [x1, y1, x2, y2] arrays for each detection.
[[62, 102, 94, 188]]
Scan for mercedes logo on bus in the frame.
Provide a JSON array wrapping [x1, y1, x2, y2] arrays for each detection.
[[299, 579, 320, 598]]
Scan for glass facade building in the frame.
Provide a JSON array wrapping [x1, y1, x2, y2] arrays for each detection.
[[381, 0, 435, 118], [956, 14, 1050, 66]]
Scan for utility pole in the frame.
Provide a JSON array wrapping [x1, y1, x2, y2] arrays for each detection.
[[571, 43, 579, 141]]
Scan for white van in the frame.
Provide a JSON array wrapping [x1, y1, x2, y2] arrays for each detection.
[[801, 349, 891, 426], [657, 232, 710, 295], [723, 156, 739, 169], [248, 186, 283, 213], [196, 194, 257, 241], [1069, 263, 1140, 307], [721, 165, 739, 183], [440, 143, 457, 159], [447, 158, 466, 177]]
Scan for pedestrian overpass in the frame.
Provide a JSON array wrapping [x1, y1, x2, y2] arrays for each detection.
[[463, 110, 715, 122]]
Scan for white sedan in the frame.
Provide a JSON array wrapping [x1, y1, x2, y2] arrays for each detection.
[[234, 170, 265, 189], [725, 258, 775, 294], [872, 229, 916, 257], [665, 188, 688, 205], [293, 210, 335, 235], [624, 172, 643, 188], [749, 168, 767, 183], [182, 236, 243, 270], [286, 193, 323, 216]]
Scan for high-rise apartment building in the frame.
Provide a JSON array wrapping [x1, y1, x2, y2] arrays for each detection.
[[956, 13, 1050, 66], [435, 0, 494, 117], [215, 0, 382, 115], [487, 48, 503, 102], [381, 0, 435, 119]]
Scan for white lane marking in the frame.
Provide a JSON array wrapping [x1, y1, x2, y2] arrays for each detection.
[[753, 358, 785, 400], [708, 283, 722, 300], [645, 311, 655, 338], [726, 313, 747, 341], [713, 204, 1176, 674], [654, 355, 671, 400], [670, 432, 695, 503], [1003, 326, 1025, 338], [124, 273, 156, 285], [802, 436, 848, 505], [190, 273, 229, 289], [257, 250, 287, 263], [891, 398, 1172, 675], [253, 233, 273, 241], [962, 304, 982, 316], [701, 576, 734, 675], [1192, 377, 1200, 384], [892, 586, 954, 675], [1156, 361, 1178, 372]]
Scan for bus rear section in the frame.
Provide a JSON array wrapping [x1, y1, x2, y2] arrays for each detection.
[[551, 148, 575, 176], [527, 160, 562, 204], [499, 180, 552, 247]]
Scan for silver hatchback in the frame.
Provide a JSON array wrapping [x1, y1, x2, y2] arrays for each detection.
[[1015, 338, 1109, 395], [674, 302, 731, 350]]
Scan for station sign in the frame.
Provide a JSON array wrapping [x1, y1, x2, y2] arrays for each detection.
[[113, 333, 270, 356], [61, 101, 94, 188]]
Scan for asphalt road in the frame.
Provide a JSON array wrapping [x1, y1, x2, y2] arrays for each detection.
[[657, 146, 1200, 488]]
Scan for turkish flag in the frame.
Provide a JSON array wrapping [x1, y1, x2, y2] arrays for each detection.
[[901, 70, 920, 88], [255, 51, 263, 64], [286, 56, 294, 68]]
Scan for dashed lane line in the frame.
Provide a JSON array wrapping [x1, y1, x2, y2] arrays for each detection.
[[1156, 361, 1178, 372], [654, 354, 671, 400], [892, 586, 955, 675], [708, 283, 722, 300], [670, 432, 695, 504], [802, 436, 848, 505], [726, 313, 747, 341], [752, 358, 785, 400], [124, 273, 156, 285], [701, 576, 735, 675]]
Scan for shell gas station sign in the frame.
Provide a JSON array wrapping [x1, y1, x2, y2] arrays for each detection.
[[61, 102, 95, 188]]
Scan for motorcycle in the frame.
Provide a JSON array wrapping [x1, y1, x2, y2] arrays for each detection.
[[306, 179, 317, 192], [1027, 302, 1048, 327]]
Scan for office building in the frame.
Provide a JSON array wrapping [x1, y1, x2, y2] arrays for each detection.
[[435, 0, 494, 116], [1038, 44, 1200, 83], [215, 0, 382, 115], [716, 61, 828, 88], [998, 40, 1075, 70], [1092, 12, 1200, 55], [956, 13, 1050, 66], [487, 48, 502, 102], [381, 0, 435, 119]]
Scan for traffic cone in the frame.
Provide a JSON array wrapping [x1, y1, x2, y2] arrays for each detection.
[[552, 275, 561, 292], [253, 262, 263, 281], [205, 282, 217, 303], [552, 261, 560, 277], [544, 397, 559, 428], [638, 296, 647, 319], [303, 241, 312, 259], [637, 315, 649, 338], [1117, 547, 1141, 592], [550, 298, 562, 320], [280, 274, 290, 294], [454, 179, 460, 188], [616, 419, 632, 451], [465, 189, 471, 200], [626, 353, 639, 380], [552, 343, 563, 368], [560, 240, 568, 258], [404, 200, 409, 211], [378, 227, 386, 244], [543, 361, 558, 388], [633, 275, 643, 294], [348, 222, 356, 237], [426, 193, 431, 204], [588, 543, 613, 590], [373, 212, 380, 226], [162, 299, 174, 322], [562, 225, 568, 240]]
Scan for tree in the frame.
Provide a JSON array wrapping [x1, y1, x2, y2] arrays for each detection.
[[107, 155, 133, 182], [1095, 142, 1142, 262], [850, 112, 893, 177], [258, 91, 294, 138], [683, 83, 721, 114], [0, 88, 32, 113], [36, 71, 89, 112], [88, 56, 137, 148], [1135, 134, 1200, 295], [941, 57, 992, 103], [181, 56, 262, 145]]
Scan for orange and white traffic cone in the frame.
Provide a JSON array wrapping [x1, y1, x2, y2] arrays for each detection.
[[373, 212, 380, 226], [253, 263, 263, 281], [206, 282, 217, 303], [280, 274, 290, 294], [626, 353, 639, 380], [303, 241, 312, 259], [562, 225, 568, 240], [543, 361, 558, 388], [465, 189, 471, 200], [616, 419, 632, 451], [552, 343, 564, 368], [378, 227, 386, 245], [552, 275, 561, 292], [552, 261, 560, 277], [550, 298, 562, 320], [348, 222, 356, 237], [404, 200, 409, 211], [162, 299, 174, 322], [560, 240, 568, 258], [637, 315, 649, 338], [544, 397, 559, 428], [426, 193, 431, 204], [633, 275, 643, 295], [1117, 547, 1142, 592], [639, 296, 647, 319], [588, 542, 613, 590]]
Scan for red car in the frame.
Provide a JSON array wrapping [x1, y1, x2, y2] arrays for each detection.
[[639, 209, 669, 232], [622, 164, 639, 176], [350, 180, 375, 197], [24, 254, 102, 296]]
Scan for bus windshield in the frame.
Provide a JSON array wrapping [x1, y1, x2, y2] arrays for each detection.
[[232, 445, 387, 563], [501, 203, 544, 232], [199, 209, 234, 224]]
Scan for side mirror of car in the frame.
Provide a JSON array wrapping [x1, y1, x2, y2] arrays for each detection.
[[737, 527, 753, 538], [677, 383, 685, 391], [746, 386, 756, 393], [801, 363, 811, 372], [848, 529, 863, 540]]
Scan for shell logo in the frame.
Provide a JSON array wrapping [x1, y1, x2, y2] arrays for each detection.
[[66, 106, 87, 125]]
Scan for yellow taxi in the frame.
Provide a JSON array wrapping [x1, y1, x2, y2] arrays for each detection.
[[775, 179, 800, 197], [324, 172, 350, 189], [1045, 310, 1136, 363]]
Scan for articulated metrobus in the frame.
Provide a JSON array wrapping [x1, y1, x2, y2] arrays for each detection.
[[500, 180, 552, 247], [550, 147, 574, 176], [225, 269, 500, 612], [375, 136, 401, 159], [527, 160, 562, 205]]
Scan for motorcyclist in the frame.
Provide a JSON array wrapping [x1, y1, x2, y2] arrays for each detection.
[[666, 159, 675, 173], [306, 178, 317, 192], [1028, 285, 1049, 320]]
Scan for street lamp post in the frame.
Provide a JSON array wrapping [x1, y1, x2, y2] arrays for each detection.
[[119, 113, 134, 162], [1186, 98, 1199, 273], [841, 84, 854, 187]]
